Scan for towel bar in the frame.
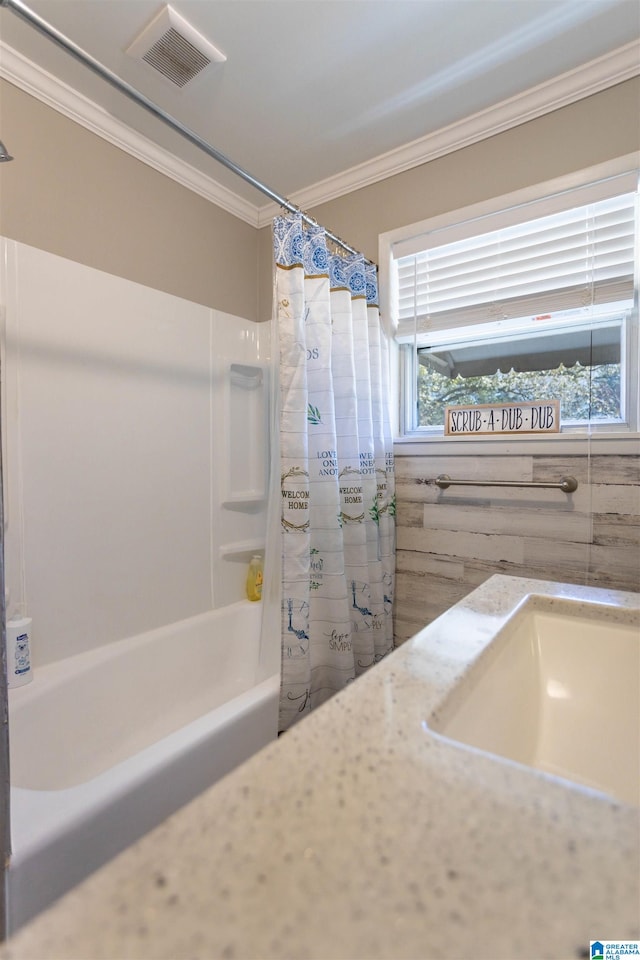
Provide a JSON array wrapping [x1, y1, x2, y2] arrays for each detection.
[[433, 475, 578, 493]]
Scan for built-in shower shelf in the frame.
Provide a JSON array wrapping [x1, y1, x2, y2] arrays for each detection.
[[221, 493, 266, 508], [220, 540, 265, 562], [222, 361, 268, 505], [229, 363, 263, 387]]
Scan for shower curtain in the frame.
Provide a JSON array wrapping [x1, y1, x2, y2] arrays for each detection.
[[273, 213, 395, 732]]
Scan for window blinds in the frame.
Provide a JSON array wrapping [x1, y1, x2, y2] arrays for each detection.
[[394, 184, 638, 343]]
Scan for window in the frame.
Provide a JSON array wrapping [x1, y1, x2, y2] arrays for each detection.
[[415, 309, 627, 429], [385, 164, 639, 437]]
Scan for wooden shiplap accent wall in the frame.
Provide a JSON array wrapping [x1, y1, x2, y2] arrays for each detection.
[[394, 452, 640, 644]]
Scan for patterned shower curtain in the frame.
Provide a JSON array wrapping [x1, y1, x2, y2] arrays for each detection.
[[273, 213, 395, 732]]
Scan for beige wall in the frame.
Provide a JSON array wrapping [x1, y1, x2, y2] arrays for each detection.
[[258, 77, 640, 316], [4, 77, 637, 325], [0, 81, 259, 320]]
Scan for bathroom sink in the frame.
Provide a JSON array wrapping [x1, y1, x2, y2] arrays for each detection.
[[430, 596, 640, 805]]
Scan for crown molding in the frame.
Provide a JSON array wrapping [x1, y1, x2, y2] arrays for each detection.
[[255, 39, 640, 227], [1, 37, 638, 231], [0, 42, 261, 226]]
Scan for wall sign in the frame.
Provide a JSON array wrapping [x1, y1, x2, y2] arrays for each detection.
[[444, 400, 560, 436]]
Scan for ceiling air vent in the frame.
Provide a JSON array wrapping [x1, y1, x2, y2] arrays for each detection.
[[127, 5, 226, 88]]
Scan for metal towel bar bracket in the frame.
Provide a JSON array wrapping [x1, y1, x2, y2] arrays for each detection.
[[433, 475, 579, 493]]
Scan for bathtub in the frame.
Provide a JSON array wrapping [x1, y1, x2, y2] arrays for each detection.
[[6, 600, 280, 933]]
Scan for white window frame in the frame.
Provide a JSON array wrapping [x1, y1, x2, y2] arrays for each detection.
[[379, 155, 640, 455]]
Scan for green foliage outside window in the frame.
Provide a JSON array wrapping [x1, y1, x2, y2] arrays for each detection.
[[417, 362, 621, 427]]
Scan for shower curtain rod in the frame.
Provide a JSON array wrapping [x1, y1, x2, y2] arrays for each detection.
[[1, 0, 372, 263]]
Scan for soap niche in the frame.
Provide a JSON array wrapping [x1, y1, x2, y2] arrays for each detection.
[[224, 362, 268, 505], [219, 541, 265, 563], [210, 314, 271, 607]]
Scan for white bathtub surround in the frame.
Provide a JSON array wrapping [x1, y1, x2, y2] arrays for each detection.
[[0, 239, 280, 933], [1, 238, 271, 667], [7, 601, 279, 932], [2, 575, 638, 960]]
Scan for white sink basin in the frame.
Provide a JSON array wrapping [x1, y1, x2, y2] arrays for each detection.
[[430, 596, 640, 805]]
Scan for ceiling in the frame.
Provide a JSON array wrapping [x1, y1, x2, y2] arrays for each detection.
[[1, 0, 639, 216]]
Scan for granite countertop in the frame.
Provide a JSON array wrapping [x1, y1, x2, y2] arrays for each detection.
[[2, 575, 639, 960]]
